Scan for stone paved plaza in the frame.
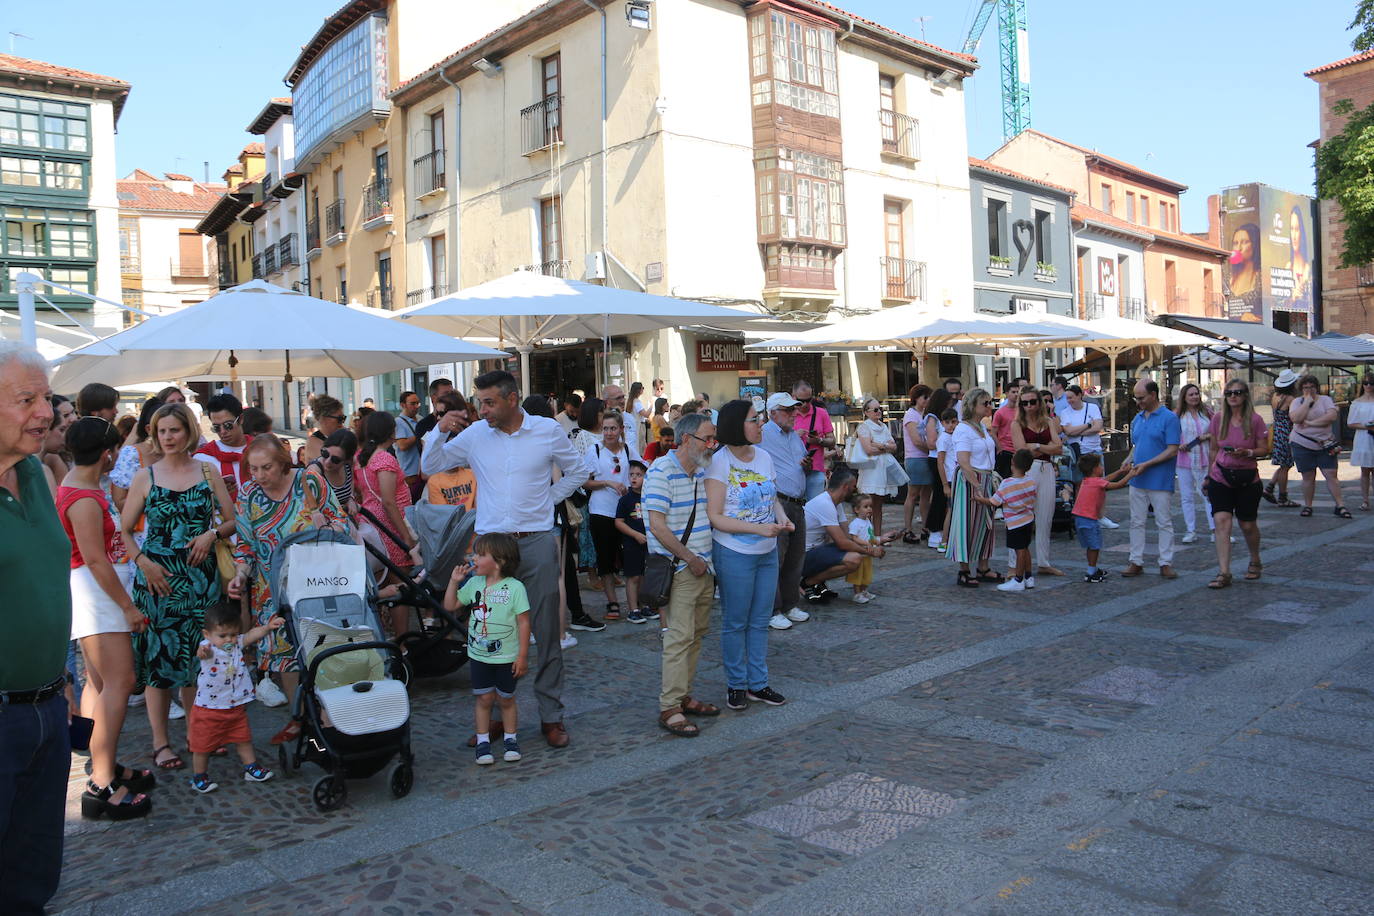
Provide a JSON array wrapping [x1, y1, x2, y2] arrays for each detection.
[[53, 466, 1374, 914]]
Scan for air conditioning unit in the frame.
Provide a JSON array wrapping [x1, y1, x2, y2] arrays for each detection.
[[585, 251, 606, 280]]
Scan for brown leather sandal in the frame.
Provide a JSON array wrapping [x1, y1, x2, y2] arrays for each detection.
[[1207, 573, 1232, 589], [659, 708, 699, 737], [1245, 562, 1262, 581], [680, 695, 721, 717]]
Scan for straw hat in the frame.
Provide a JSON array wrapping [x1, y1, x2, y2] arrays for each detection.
[[1274, 368, 1299, 390]]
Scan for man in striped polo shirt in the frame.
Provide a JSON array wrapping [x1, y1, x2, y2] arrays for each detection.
[[644, 412, 718, 737]]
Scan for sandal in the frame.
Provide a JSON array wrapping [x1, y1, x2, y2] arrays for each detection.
[[1207, 573, 1233, 589], [270, 720, 301, 745], [659, 708, 699, 737], [1335, 506, 1353, 519], [901, 529, 921, 544], [604, 602, 622, 620], [976, 569, 1005, 584], [1299, 506, 1313, 517], [1261, 484, 1278, 505], [957, 571, 980, 588], [1277, 496, 1300, 508], [1245, 562, 1262, 581], [680, 695, 721, 717], [81, 780, 151, 821], [114, 763, 156, 793], [151, 744, 184, 770]]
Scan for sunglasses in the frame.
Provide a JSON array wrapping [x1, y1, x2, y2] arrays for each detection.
[[745, 415, 764, 424], [866, 406, 883, 413], [1225, 390, 1245, 397], [325, 413, 346, 422], [210, 419, 237, 433], [324, 453, 345, 464], [1021, 399, 1039, 406]]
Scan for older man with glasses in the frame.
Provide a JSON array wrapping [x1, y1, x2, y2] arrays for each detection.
[[1123, 378, 1180, 579], [759, 392, 810, 630]]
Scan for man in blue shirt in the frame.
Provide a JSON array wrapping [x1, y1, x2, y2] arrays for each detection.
[[1124, 378, 1180, 578], [1051, 376, 1072, 418], [760, 392, 811, 629]]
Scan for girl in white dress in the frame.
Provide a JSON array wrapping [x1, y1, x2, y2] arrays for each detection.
[[854, 398, 907, 537], [1347, 373, 1374, 510]]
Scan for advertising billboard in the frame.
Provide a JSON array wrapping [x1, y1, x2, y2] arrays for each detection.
[[1221, 184, 1316, 329]]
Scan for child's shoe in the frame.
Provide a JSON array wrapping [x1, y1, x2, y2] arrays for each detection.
[[626, 607, 648, 624], [503, 737, 522, 762], [243, 762, 274, 782], [851, 591, 872, 604], [1083, 569, 1107, 583], [1024, 576, 1036, 589], [644, 606, 660, 620], [189, 773, 218, 794], [475, 741, 495, 765]]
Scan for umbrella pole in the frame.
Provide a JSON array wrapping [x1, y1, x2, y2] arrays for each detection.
[[517, 345, 533, 397], [1109, 352, 1118, 430]]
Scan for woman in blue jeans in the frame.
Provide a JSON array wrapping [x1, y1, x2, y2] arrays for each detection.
[[706, 399, 794, 712]]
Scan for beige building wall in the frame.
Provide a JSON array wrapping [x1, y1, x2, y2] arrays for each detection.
[[989, 132, 1090, 199]]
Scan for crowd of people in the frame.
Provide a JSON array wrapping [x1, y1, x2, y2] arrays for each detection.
[[4, 331, 1373, 913]]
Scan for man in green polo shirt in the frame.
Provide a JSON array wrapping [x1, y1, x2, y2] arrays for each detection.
[[0, 341, 72, 914]]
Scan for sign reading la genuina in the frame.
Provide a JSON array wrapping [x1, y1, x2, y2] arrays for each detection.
[[696, 339, 749, 372]]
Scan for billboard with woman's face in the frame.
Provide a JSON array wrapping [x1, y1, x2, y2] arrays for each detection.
[[1221, 184, 1316, 327]]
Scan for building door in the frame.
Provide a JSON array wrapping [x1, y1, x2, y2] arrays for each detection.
[[883, 199, 904, 298], [1076, 247, 1089, 319], [374, 148, 389, 196], [429, 234, 446, 297], [542, 53, 562, 145], [539, 196, 562, 272]]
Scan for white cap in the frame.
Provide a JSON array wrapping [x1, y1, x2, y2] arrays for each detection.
[[766, 392, 800, 411]]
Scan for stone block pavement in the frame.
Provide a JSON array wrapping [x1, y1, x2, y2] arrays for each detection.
[[52, 466, 1374, 914]]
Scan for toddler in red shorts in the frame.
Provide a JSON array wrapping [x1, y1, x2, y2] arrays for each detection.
[[189, 600, 284, 793]]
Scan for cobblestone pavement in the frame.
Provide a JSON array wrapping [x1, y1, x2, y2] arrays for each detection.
[[53, 466, 1374, 914]]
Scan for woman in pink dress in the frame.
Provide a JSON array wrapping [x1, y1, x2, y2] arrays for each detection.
[[354, 411, 415, 634]]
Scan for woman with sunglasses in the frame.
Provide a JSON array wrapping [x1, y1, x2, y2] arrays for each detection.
[[1010, 385, 1064, 578], [900, 385, 934, 543], [950, 389, 1001, 587], [854, 397, 905, 540], [1289, 374, 1352, 519], [1205, 381, 1269, 588], [1348, 373, 1374, 510], [303, 394, 345, 466], [585, 409, 633, 618], [1174, 383, 1216, 544], [707, 399, 792, 709], [310, 429, 358, 515]]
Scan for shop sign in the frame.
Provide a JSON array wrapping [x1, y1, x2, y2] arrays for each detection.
[[696, 339, 749, 372]]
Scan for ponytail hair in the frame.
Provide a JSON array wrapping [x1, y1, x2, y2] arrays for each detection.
[[358, 410, 397, 468]]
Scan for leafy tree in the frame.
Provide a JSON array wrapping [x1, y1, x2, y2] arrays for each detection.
[[1314, 3, 1374, 266]]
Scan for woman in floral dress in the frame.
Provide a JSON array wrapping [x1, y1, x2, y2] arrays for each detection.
[[227, 435, 343, 744], [120, 403, 236, 771]]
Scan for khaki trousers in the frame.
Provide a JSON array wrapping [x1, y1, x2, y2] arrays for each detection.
[[658, 566, 716, 712]]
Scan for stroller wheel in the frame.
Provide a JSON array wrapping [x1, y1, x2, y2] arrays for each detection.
[[312, 775, 347, 812], [389, 762, 414, 799]]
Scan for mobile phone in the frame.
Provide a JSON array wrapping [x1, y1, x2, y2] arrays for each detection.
[[1222, 446, 1236, 453]]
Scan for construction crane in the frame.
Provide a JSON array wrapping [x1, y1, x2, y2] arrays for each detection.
[[962, 0, 1031, 142]]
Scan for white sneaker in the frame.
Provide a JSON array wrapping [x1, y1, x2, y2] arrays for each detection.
[[997, 578, 1026, 592], [127, 693, 146, 708], [255, 678, 287, 708], [1100, 516, 1120, 529], [927, 535, 943, 549], [769, 613, 794, 630], [1024, 576, 1036, 589], [1181, 532, 1197, 544], [851, 592, 873, 604], [168, 700, 186, 720], [560, 633, 578, 650], [786, 606, 810, 623]]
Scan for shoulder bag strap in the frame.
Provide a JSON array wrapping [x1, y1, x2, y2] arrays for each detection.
[[675, 476, 699, 553]]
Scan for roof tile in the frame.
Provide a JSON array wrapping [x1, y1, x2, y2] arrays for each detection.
[[0, 52, 128, 86], [969, 157, 1076, 197], [1304, 48, 1374, 77], [117, 176, 227, 214]]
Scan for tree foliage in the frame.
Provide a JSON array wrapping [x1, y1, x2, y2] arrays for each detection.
[[1315, 3, 1374, 266]]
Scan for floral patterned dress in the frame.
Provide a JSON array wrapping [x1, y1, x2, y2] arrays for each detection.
[[1270, 403, 1293, 469], [235, 467, 342, 672], [133, 467, 221, 690]]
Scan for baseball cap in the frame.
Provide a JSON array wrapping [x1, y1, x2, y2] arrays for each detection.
[[766, 392, 800, 411]]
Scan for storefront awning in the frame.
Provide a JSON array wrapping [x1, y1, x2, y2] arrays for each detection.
[[1158, 315, 1355, 365]]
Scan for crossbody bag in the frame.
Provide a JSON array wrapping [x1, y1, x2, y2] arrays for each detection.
[[640, 476, 699, 609]]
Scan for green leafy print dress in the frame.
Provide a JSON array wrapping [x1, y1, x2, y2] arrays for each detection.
[[133, 466, 222, 689]]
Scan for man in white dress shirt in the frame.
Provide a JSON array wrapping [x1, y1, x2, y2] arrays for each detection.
[[422, 369, 589, 748]]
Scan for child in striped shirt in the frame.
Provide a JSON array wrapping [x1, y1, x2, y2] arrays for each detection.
[[975, 448, 1037, 592]]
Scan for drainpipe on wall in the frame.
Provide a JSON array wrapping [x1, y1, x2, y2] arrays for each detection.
[[439, 70, 466, 390], [578, 0, 609, 285]]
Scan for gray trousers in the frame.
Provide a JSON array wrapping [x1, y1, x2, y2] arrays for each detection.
[[492, 529, 563, 724], [774, 499, 807, 612]]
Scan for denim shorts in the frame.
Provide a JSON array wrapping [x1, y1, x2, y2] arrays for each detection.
[[904, 457, 933, 486], [469, 659, 517, 697], [803, 543, 849, 578], [1075, 517, 1102, 550]]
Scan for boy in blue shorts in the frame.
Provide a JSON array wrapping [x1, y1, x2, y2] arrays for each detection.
[[615, 460, 653, 624], [1073, 453, 1135, 582], [445, 533, 530, 765]]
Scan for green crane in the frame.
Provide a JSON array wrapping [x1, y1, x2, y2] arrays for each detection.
[[962, 0, 1031, 142]]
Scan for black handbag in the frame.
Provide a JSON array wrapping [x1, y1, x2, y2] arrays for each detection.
[[641, 478, 699, 609]]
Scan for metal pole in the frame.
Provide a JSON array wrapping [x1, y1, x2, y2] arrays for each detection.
[[17, 271, 38, 347], [517, 345, 533, 397]]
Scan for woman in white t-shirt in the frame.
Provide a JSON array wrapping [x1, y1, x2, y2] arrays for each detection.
[[706, 399, 794, 710], [1058, 385, 1103, 483], [899, 385, 934, 544], [949, 389, 1000, 588], [1289, 374, 1352, 519], [585, 409, 632, 618]]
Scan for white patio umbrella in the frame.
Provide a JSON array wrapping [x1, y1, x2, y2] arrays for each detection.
[[1014, 313, 1215, 428], [49, 280, 507, 392], [394, 271, 770, 394], [744, 304, 1070, 373]]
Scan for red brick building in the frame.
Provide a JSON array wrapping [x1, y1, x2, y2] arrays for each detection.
[[1306, 49, 1374, 335]]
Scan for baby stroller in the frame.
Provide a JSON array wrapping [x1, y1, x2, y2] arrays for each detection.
[[269, 528, 414, 811], [357, 502, 475, 680], [1052, 459, 1078, 538]]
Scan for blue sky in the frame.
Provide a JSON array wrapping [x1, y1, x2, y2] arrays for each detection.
[[4, 0, 1360, 230]]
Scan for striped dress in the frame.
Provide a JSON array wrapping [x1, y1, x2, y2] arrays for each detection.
[[948, 422, 997, 566]]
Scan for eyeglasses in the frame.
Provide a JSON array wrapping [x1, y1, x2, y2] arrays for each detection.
[[210, 419, 237, 433], [611, 455, 622, 474], [687, 433, 717, 445], [1225, 390, 1245, 398], [866, 406, 883, 413], [745, 415, 764, 424]]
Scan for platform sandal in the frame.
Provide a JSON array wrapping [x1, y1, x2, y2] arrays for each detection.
[[81, 780, 151, 820], [113, 763, 156, 793], [604, 602, 622, 620]]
